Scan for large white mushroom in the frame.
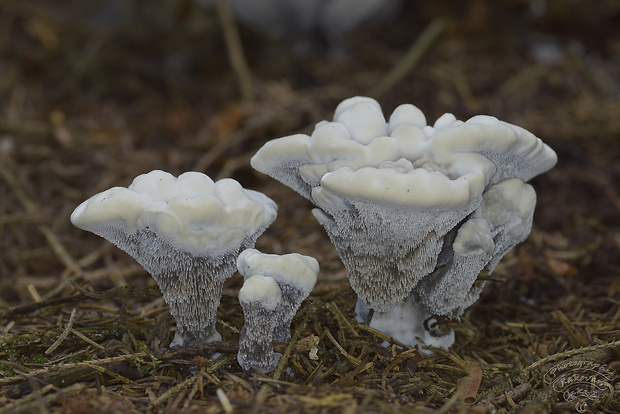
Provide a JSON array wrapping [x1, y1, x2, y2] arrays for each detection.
[[71, 170, 277, 346], [237, 249, 319, 342], [251, 96, 557, 350]]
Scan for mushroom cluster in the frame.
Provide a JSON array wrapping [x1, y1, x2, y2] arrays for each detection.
[[71, 170, 277, 346], [252, 96, 557, 349], [236, 249, 319, 372]]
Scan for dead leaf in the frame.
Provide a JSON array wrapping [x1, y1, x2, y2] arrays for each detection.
[[457, 362, 482, 403]]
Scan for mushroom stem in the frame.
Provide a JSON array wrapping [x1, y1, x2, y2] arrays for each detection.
[[155, 257, 237, 346], [92, 227, 242, 346], [238, 276, 282, 373], [238, 302, 282, 373], [272, 284, 306, 343], [312, 200, 476, 312]]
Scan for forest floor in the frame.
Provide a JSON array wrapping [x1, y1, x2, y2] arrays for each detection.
[[0, 1, 619, 413]]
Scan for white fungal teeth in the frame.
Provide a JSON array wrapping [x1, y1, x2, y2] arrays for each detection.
[[251, 96, 557, 352], [71, 170, 277, 347]]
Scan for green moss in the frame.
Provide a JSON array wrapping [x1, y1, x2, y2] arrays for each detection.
[[30, 354, 49, 364], [68, 352, 94, 363]]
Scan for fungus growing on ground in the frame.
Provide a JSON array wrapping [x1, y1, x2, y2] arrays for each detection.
[[237, 275, 282, 373], [71, 170, 277, 346], [251, 96, 557, 350], [237, 249, 319, 342]]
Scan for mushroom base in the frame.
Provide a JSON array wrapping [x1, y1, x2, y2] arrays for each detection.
[[238, 302, 281, 373], [356, 296, 455, 353]]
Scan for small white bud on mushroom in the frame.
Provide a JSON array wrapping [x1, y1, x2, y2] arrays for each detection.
[[237, 249, 319, 342], [251, 96, 557, 351], [237, 275, 282, 373], [71, 170, 277, 346]]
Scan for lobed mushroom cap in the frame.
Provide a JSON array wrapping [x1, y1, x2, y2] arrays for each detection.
[[71, 170, 277, 258], [238, 275, 282, 311], [317, 155, 492, 209], [428, 116, 558, 187], [251, 96, 557, 210], [237, 249, 319, 293]]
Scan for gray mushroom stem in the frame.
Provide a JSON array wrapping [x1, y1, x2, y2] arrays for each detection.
[[237, 275, 282, 373], [311, 197, 476, 312], [83, 227, 246, 346], [238, 302, 282, 373], [272, 283, 306, 342], [151, 252, 237, 346]]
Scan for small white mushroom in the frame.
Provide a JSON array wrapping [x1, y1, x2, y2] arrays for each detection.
[[251, 96, 557, 351], [237, 275, 282, 373], [71, 170, 277, 346], [237, 249, 319, 342]]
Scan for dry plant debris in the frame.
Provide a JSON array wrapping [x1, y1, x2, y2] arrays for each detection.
[[1, 0, 619, 413]]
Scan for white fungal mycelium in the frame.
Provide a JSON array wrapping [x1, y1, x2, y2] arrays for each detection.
[[237, 275, 283, 373], [251, 96, 557, 350], [71, 170, 277, 346], [237, 249, 319, 342]]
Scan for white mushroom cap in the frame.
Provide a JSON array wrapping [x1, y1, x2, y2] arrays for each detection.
[[71, 170, 277, 259], [237, 249, 319, 293], [317, 155, 492, 209], [252, 97, 556, 210], [238, 275, 282, 311], [429, 116, 558, 187]]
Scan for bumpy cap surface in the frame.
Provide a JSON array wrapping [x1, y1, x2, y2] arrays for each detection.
[[251, 96, 556, 207], [71, 170, 277, 258], [237, 248, 319, 293], [238, 275, 282, 311]]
